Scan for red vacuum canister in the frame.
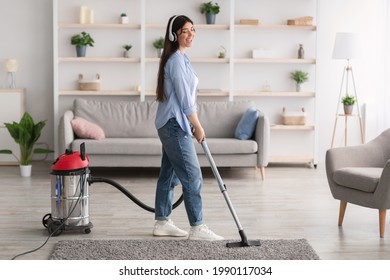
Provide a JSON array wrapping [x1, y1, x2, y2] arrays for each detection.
[[43, 143, 93, 236]]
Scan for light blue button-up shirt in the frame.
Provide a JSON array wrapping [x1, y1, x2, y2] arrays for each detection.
[[155, 50, 199, 135]]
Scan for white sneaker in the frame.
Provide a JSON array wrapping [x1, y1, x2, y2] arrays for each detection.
[[188, 224, 224, 241], [153, 219, 188, 237]]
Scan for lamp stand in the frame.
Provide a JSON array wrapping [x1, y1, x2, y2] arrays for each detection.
[[331, 60, 365, 147]]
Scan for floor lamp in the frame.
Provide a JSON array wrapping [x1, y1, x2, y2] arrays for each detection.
[[331, 32, 365, 147]]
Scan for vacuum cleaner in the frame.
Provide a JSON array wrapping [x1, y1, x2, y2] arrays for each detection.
[[42, 143, 183, 236], [42, 141, 260, 247]]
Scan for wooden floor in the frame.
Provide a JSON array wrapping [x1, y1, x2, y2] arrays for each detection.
[[1, 161, 390, 260]]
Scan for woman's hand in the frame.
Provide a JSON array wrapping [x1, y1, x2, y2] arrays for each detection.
[[188, 112, 205, 143], [192, 124, 205, 143]]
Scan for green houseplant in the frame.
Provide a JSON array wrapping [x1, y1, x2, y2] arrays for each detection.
[[341, 95, 355, 115], [120, 13, 129, 24], [70, 31, 95, 57], [290, 70, 309, 92], [200, 1, 220, 24], [123, 44, 132, 57], [153, 37, 164, 58], [0, 112, 53, 176]]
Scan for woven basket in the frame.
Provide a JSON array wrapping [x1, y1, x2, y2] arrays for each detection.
[[78, 74, 101, 91], [281, 107, 306, 125]]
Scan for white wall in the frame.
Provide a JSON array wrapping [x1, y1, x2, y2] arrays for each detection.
[[316, 0, 388, 159], [0, 0, 387, 164], [0, 0, 54, 157]]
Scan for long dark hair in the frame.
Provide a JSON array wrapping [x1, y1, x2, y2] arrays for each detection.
[[156, 15, 193, 102]]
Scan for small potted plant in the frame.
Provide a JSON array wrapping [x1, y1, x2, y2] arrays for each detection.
[[218, 46, 226, 58], [70, 31, 94, 57], [120, 13, 129, 24], [200, 1, 220, 24], [153, 37, 164, 58], [341, 95, 355, 115], [0, 112, 53, 177], [290, 70, 308, 92], [123, 44, 132, 58]]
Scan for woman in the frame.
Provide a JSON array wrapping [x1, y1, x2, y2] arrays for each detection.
[[153, 15, 223, 241]]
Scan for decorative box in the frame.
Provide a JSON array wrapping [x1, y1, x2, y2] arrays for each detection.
[[287, 16, 313, 26], [281, 107, 306, 125], [78, 74, 101, 91]]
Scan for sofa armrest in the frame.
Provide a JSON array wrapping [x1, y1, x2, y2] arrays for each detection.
[[58, 110, 75, 153], [254, 111, 270, 167]]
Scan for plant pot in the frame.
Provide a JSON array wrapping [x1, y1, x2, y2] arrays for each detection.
[[76, 46, 87, 57], [156, 48, 163, 58], [343, 105, 353, 115], [205, 13, 216, 24], [123, 50, 130, 58], [121, 16, 129, 24], [20, 165, 32, 177], [295, 83, 301, 92]]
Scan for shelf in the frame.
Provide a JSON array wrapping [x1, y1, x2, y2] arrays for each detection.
[[145, 57, 229, 63], [235, 58, 316, 64], [198, 89, 229, 96], [271, 125, 315, 130], [145, 90, 229, 97], [59, 90, 140, 96], [59, 57, 140, 63], [58, 23, 141, 29], [234, 91, 315, 97], [146, 24, 230, 30], [235, 24, 316, 31]]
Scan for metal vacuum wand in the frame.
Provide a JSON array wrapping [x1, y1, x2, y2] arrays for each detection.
[[201, 139, 260, 247]]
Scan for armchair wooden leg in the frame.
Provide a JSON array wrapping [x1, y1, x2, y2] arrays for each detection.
[[259, 166, 265, 181], [338, 201, 347, 226], [379, 209, 386, 238]]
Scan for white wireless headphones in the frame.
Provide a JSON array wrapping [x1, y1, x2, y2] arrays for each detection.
[[168, 15, 179, 42]]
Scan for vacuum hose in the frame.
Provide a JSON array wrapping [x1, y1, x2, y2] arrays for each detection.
[[88, 176, 184, 213]]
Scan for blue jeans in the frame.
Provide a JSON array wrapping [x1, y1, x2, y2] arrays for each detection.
[[155, 118, 203, 226]]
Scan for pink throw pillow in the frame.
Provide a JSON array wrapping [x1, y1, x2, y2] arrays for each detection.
[[71, 117, 105, 140]]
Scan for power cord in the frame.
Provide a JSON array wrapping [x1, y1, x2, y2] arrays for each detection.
[[11, 174, 85, 260]]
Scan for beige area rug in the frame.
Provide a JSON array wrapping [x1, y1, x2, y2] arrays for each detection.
[[50, 239, 320, 260]]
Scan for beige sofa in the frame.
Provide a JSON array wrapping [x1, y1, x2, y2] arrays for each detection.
[[59, 98, 270, 179]]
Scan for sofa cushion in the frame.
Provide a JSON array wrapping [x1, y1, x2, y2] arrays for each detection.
[[333, 167, 382, 193], [73, 98, 158, 138], [71, 117, 105, 140], [197, 101, 256, 138], [194, 138, 258, 154], [73, 138, 162, 155], [234, 107, 259, 140]]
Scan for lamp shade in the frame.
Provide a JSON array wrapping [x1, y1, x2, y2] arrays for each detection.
[[332, 32, 358, 60], [5, 59, 18, 72]]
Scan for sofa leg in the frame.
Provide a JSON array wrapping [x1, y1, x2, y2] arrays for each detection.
[[379, 209, 386, 238], [259, 166, 265, 181], [338, 201, 347, 226]]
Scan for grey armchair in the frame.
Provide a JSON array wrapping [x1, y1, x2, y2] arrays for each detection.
[[326, 128, 390, 238]]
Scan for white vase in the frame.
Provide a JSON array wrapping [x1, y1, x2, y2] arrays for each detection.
[[157, 48, 163, 58], [121, 16, 129, 24], [20, 165, 32, 177], [123, 50, 130, 58]]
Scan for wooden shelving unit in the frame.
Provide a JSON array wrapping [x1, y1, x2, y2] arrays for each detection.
[[53, 0, 318, 163]]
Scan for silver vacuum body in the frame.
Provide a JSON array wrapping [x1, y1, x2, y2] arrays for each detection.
[[50, 169, 90, 227], [43, 144, 93, 236]]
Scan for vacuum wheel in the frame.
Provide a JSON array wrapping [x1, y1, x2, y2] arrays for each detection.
[[42, 213, 51, 228]]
